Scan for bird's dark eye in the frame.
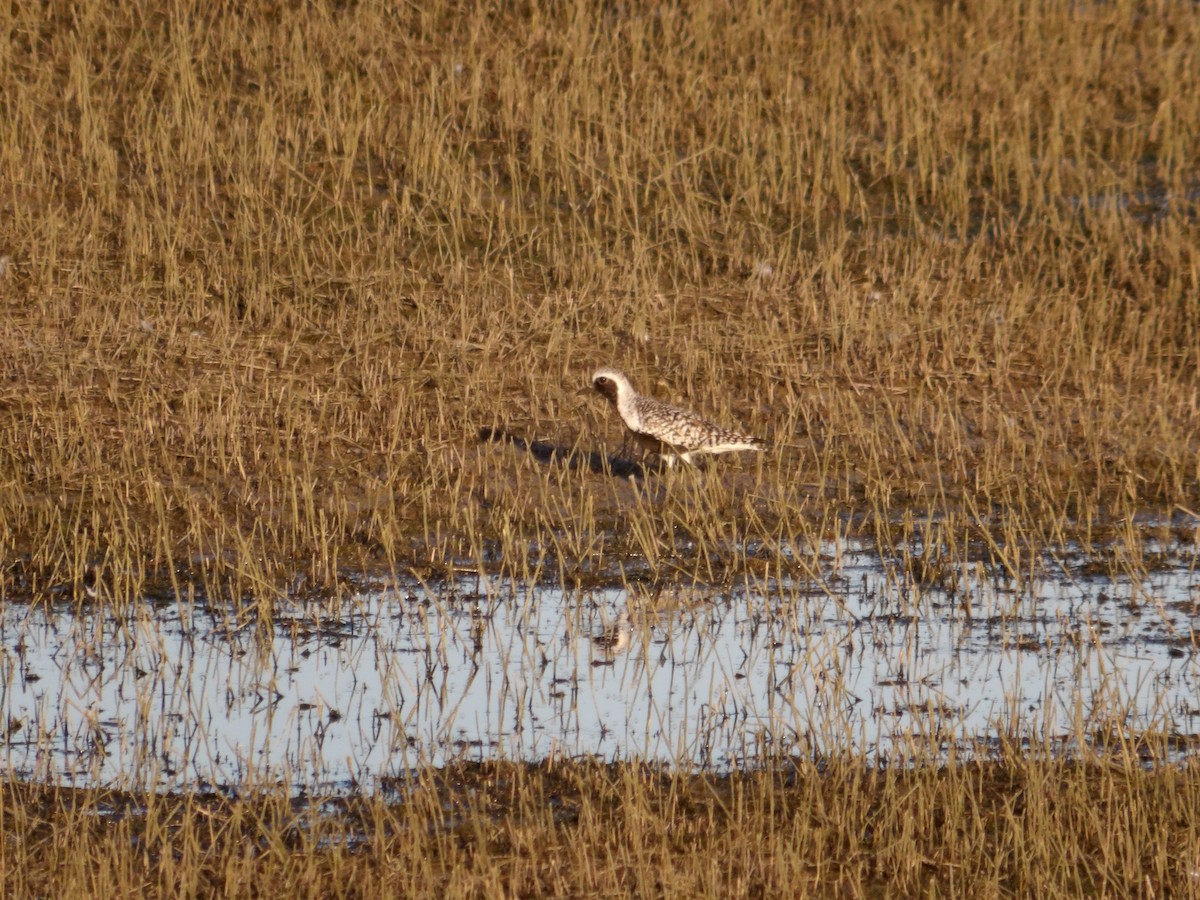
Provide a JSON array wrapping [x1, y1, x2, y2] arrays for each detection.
[[596, 377, 608, 386]]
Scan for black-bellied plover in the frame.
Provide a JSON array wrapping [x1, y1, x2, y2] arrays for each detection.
[[589, 367, 765, 467]]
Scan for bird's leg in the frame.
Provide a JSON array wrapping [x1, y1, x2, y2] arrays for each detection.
[[616, 432, 634, 462]]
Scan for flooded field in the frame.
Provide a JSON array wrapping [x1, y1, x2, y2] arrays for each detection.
[[3, 539, 1196, 793]]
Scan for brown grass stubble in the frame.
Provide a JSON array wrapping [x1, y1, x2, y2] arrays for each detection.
[[0, 1, 1198, 894], [0, 1, 1196, 602], [2, 751, 1198, 898]]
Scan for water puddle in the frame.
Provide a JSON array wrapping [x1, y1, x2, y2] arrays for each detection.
[[2, 541, 1197, 792]]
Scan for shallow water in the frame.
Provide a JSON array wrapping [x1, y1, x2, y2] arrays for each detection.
[[1, 540, 1197, 792]]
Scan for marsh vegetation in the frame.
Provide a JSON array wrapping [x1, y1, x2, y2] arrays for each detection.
[[1, 0, 1198, 895]]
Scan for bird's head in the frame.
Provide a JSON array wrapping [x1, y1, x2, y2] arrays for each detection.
[[590, 368, 627, 404]]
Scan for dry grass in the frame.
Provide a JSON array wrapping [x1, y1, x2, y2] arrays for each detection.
[[0, 0, 1196, 602], [0, 1, 1198, 892], [3, 751, 1199, 898]]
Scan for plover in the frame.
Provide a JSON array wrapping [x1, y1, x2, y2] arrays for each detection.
[[590, 367, 765, 467]]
